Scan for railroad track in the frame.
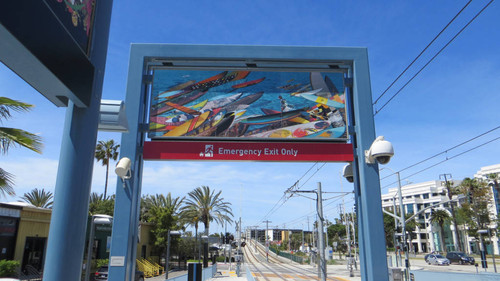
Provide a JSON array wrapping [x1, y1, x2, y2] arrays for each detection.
[[243, 239, 348, 281]]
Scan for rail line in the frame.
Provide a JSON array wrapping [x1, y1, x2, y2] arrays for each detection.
[[243, 239, 348, 281]]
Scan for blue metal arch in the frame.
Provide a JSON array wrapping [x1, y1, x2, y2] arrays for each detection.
[[108, 44, 388, 281]]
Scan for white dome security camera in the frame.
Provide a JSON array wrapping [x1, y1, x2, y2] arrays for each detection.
[[365, 136, 394, 165], [115, 157, 131, 180], [343, 163, 354, 183]]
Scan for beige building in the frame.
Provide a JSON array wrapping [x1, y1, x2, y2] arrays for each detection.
[[0, 202, 154, 273]]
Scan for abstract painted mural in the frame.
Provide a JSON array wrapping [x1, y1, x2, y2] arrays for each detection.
[[148, 70, 348, 141]]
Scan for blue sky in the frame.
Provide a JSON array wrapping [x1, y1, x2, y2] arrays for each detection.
[[1, 0, 500, 234]]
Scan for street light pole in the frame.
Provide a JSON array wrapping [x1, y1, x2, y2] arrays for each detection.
[[382, 168, 409, 280], [316, 182, 326, 281], [84, 215, 112, 281], [166, 231, 181, 279], [488, 229, 497, 273], [263, 220, 271, 262], [166, 231, 172, 279], [395, 171, 409, 277]]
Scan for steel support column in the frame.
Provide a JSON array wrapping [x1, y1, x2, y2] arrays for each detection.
[[351, 50, 389, 280], [43, 2, 113, 280]]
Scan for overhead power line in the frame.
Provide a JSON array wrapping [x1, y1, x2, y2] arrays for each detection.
[[381, 124, 500, 181], [257, 162, 328, 223], [382, 134, 500, 189], [373, 0, 472, 105], [374, 0, 494, 116]]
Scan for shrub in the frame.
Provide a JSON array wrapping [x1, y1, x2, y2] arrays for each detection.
[[0, 260, 20, 277], [96, 259, 109, 268]]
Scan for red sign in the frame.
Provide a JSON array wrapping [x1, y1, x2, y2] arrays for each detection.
[[143, 141, 353, 162]]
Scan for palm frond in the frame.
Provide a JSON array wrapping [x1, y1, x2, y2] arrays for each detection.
[[0, 168, 15, 197], [0, 97, 34, 121], [19, 188, 53, 208], [0, 127, 43, 154]]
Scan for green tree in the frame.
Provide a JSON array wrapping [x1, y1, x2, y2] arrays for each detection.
[[332, 234, 347, 258], [143, 193, 184, 253], [430, 209, 451, 252], [95, 139, 120, 199], [327, 223, 346, 242], [457, 178, 492, 233], [383, 212, 396, 248], [0, 259, 20, 277], [181, 186, 233, 235], [180, 205, 201, 258], [404, 213, 418, 252], [441, 179, 463, 252], [0, 97, 42, 197], [18, 188, 53, 208], [290, 232, 302, 251], [88, 192, 115, 216]]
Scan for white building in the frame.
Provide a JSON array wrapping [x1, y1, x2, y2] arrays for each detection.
[[474, 164, 500, 255], [381, 180, 463, 254], [381, 164, 500, 255]]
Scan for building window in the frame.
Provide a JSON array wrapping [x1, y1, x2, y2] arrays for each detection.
[[406, 204, 414, 214], [423, 194, 429, 199]]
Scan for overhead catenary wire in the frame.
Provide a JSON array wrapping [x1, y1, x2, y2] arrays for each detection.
[[380, 124, 500, 182], [374, 0, 494, 116], [257, 162, 328, 224], [281, 195, 354, 227], [382, 135, 500, 189], [373, 0, 473, 106]]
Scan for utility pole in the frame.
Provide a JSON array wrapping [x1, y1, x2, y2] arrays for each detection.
[[288, 182, 326, 281], [317, 183, 326, 281], [324, 215, 329, 255], [301, 227, 304, 252], [351, 206, 358, 270], [382, 167, 408, 279], [236, 217, 242, 277], [395, 171, 409, 281], [263, 220, 271, 262], [440, 173, 462, 252]]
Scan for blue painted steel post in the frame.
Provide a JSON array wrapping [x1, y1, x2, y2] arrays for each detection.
[[346, 71, 368, 281], [42, 2, 113, 281], [351, 50, 389, 280], [107, 45, 148, 281]]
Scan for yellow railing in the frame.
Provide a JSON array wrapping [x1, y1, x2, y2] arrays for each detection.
[[146, 257, 164, 274], [136, 259, 156, 277]]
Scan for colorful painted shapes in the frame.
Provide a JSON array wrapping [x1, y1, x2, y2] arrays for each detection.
[[239, 108, 306, 125], [163, 110, 211, 137], [232, 77, 265, 89], [300, 93, 344, 108]]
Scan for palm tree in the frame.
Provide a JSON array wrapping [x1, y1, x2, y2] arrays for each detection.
[[430, 209, 451, 252], [180, 205, 202, 259], [181, 186, 233, 236], [0, 97, 42, 197], [95, 139, 120, 199], [88, 192, 115, 216], [19, 188, 53, 208], [142, 193, 184, 253], [142, 193, 184, 221]]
